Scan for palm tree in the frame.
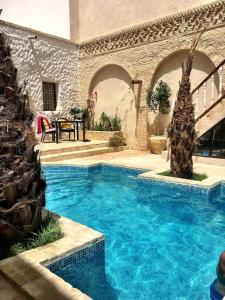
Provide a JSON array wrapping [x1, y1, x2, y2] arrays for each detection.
[[0, 33, 46, 248], [167, 34, 201, 179]]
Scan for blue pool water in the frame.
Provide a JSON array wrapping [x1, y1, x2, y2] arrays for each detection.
[[44, 164, 225, 300]]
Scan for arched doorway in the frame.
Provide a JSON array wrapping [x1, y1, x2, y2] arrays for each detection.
[[89, 64, 137, 147], [149, 50, 218, 134]]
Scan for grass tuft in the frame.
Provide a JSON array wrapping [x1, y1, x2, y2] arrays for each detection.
[[9, 215, 63, 257], [158, 170, 208, 181]]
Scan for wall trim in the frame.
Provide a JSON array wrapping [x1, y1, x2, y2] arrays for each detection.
[[0, 19, 77, 46], [79, 0, 225, 58]]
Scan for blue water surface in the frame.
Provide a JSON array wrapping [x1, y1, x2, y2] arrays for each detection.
[[44, 164, 225, 300]]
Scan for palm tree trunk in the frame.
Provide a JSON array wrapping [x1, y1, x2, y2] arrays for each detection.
[[0, 32, 46, 246], [168, 34, 202, 179]]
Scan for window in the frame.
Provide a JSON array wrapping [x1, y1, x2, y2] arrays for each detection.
[[42, 82, 57, 111]]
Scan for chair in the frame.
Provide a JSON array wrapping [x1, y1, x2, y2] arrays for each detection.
[[41, 117, 56, 142], [59, 118, 75, 141]]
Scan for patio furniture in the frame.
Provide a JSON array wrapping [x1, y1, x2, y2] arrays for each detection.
[[40, 117, 56, 142], [58, 118, 76, 141], [52, 120, 86, 143]]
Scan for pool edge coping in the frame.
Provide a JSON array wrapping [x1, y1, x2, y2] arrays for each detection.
[[0, 213, 104, 300], [43, 162, 225, 190]]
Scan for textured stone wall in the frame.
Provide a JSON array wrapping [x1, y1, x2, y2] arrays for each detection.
[[79, 130, 120, 141], [79, 1, 225, 150], [0, 20, 79, 123]]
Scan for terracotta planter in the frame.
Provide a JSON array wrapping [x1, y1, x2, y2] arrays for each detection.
[[149, 135, 167, 154]]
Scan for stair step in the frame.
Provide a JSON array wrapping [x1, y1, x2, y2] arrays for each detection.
[[41, 146, 126, 162], [39, 141, 109, 156]]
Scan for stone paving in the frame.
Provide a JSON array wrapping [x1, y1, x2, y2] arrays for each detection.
[[0, 274, 29, 300], [43, 149, 225, 180]]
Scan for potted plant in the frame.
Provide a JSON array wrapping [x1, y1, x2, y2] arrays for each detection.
[[146, 80, 171, 154], [70, 107, 82, 120]]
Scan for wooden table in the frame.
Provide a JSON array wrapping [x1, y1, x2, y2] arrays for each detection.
[[52, 120, 86, 143]]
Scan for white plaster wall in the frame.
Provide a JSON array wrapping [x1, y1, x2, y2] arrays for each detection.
[[1, 0, 70, 39], [72, 0, 216, 41], [90, 65, 137, 147], [0, 22, 79, 124]]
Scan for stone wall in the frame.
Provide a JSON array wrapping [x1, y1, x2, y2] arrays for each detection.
[[79, 130, 120, 141], [79, 0, 225, 150], [0, 20, 79, 124]]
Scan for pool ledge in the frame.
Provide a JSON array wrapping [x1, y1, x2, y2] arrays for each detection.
[[0, 214, 104, 300], [138, 169, 224, 189]]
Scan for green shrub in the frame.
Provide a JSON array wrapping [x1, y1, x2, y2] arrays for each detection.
[[110, 115, 121, 131], [70, 107, 81, 119], [146, 80, 171, 135], [9, 215, 63, 257], [109, 132, 125, 147], [192, 173, 208, 181], [94, 112, 121, 131], [146, 80, 171, 115], [158, 170, 208, 181]]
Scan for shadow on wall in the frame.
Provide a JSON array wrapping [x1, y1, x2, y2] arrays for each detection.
[[89, 64, 140, 147], [148, 50, 218, 135]]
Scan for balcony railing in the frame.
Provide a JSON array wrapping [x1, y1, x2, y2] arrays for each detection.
[[192, 59, 225, 123]]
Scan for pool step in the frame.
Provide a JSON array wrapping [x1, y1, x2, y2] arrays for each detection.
[[38, 141, 109, 156], [41, 146, 126, 162]]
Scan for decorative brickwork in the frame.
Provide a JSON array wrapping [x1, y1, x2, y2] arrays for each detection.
[[79, 0, 225, 58]]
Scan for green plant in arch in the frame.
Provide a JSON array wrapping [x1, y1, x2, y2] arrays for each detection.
[[146, 80, 171, 135], [94, 112, 121, 131]]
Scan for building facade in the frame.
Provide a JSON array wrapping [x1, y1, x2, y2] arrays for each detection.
[[0, 20, 79, 125], [1, 0, 225, 150]]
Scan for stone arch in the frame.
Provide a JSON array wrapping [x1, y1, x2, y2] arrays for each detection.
[[89, 63, 134, 95], [147, 48, 218, 135], [150, 49, 217, 89], [87, 58, 136, 93], [87, 63, 138, 147]]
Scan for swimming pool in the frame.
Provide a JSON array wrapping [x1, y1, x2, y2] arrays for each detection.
[[44, 164, 225, 300]]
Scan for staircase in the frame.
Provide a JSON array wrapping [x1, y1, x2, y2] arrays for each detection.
[[192, 59, 225, 158], [192, 59, 225, 136], [39, 141, 126, 163]]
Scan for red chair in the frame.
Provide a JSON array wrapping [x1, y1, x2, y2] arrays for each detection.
[[40, 117, 56, 142]]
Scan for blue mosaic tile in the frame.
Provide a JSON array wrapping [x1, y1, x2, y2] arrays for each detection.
[[44, 163, 225, 299], [47, 240, 106, 299], [47, 240, 105, 274], [220, 182, 225, 198], [101, 164, 147, 177], [137, 177, 221, 201], [42, 164, 90, 174], [87, 164, 102, 174]]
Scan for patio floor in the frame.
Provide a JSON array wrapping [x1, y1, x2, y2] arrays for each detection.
[[42, 149, 225, 179], [0, 274, 28, 300]]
